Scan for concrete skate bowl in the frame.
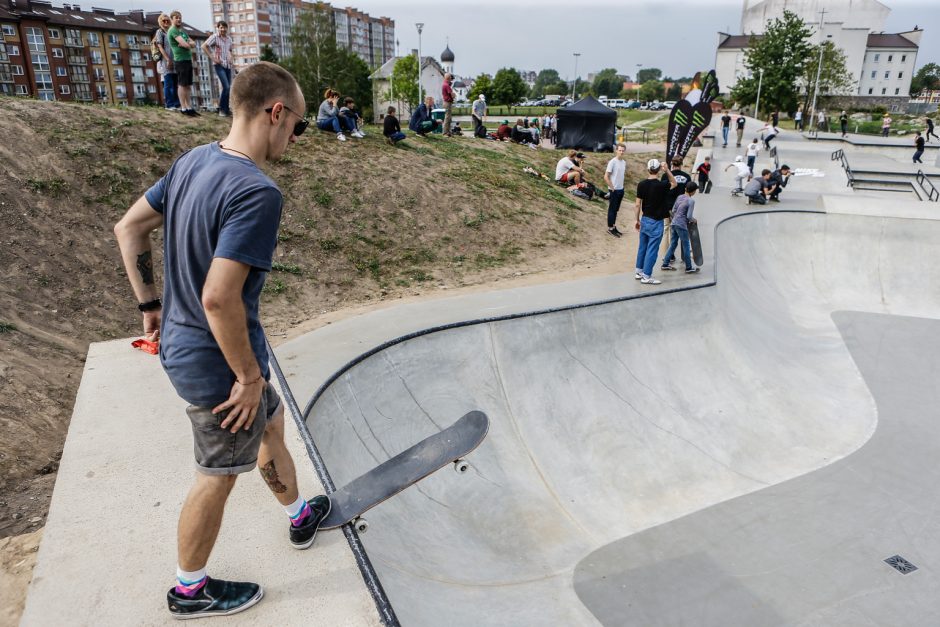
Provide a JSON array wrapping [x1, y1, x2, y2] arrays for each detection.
[[300, 211, 940, 626]]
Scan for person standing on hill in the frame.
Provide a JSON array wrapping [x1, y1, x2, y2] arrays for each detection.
[[441, 73, 455, 136], [913, 132, 925, 164], [604, 143, 627, 237], [633, 158, 677, 285], [114, 62, 330, 620], [154, 13, 180, 111], [167, 10, 199, 117], [720, 110, 731, 147], [839, 110, 848, 137], [735, 112, 746, 147], [201, 20, 234, 117], [472, 94, 487, 138]]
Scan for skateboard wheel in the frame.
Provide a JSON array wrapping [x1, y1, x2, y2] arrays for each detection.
[[354, 518, 369, 534], [454, 459, 470, 474]]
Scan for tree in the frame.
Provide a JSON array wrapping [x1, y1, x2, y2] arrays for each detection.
[[260, 44, 278, 63], [491, 67, 529, 105], [468, 73, 494, 102], [333, 48, 373, 119], [910, 62, 940, 97], [799, 40, 855, 110], [637, 67, 662, 83], [592, 68, 623, 99], [530, 68, 561, 97], [730, 10, 813, 115], [665, 82, 683, 100], [545, 80, 570, 96], [639, 80, 665, 102], [281, 6, 340, 113], [388, 53, 419, 110]]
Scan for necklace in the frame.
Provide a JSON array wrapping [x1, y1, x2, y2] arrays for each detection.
[[218, 142, 254, 163]]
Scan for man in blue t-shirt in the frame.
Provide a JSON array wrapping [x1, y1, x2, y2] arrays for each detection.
[[114, 62, 328, 620]]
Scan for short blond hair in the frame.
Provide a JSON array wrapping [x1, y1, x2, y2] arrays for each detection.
[[231, 61, 300, 118], [169, 10, 181, 19]]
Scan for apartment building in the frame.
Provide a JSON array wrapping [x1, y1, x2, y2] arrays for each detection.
[[210, 0, 394, 70], [0, 0, 217, 109]]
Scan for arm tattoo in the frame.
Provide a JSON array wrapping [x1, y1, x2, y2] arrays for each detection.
[[260, 460, 288, 493], [136, 251, 154, 285]]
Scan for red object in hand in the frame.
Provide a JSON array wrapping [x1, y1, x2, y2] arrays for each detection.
[[131, 338, 159, 355]]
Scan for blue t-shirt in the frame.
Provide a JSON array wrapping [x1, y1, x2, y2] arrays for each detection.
[[145, 142, 282, 406]]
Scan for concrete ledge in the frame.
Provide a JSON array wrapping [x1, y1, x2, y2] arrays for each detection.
[[20, 339, 379, 627]]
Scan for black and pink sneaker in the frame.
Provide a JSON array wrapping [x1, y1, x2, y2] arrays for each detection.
[[289, 495, 331, 550], [167, 577, 263, 619]]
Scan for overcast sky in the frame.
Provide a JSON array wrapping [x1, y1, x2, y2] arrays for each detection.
[[105, 0, 937, 80]]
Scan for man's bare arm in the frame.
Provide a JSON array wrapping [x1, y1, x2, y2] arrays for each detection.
[[114, 196, 164, 338], [202, 258, 264, 431]]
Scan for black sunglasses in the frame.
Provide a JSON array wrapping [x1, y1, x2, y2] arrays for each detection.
[[265, 104, 309, 137]]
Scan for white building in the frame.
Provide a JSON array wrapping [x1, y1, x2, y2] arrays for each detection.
[[370, 51, 445, 122], [715, 0, 922, 106]]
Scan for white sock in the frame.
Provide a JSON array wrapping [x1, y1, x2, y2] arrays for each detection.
[[176, 565, 207, 588], [284, 494, 306, 519]]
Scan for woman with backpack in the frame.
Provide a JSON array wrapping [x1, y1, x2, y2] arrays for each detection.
[[153, 14, 180, 111]]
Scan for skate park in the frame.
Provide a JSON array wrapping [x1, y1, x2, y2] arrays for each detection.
[[21, 117, 940, 626]]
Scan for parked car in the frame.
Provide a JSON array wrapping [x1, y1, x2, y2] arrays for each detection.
[[663, 101, 677, 109]]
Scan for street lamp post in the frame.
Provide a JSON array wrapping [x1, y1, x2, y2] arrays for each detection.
[[810, 19, 831, 132], [416, 23, 424, 108], [754, 68, 764, 121], [636, 63, 642, 102], [571, 53, 580, 101]]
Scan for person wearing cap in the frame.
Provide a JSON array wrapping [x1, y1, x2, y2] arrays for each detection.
[[660, 157, 691, 269], [497, 119, 512, 141], [634, 158, 677, 285], [472, 94, 487, 138], [768, 165, 791, 201], [555, 149, 585, 185], [724, 156, 752, 194]]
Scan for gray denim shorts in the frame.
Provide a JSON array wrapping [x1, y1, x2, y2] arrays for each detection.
[[185, 384, 282, 475]]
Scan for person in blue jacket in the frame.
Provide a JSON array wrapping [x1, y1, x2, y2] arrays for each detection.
[[409, 95, 440, 136]]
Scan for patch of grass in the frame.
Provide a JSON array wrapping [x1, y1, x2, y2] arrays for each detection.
[[262, 278, 287, 295], [400, 247, 437, 264], [36, 274, 50, 287], [311, 182, 333, 208], [26, 177, 68, 197], [0, 322, 16, 333], [319, 238, 340, 251], [463, 210, 488, 228], [352, 254, 382, 280], [272, 261, 302, 275], [403, 268, 433, 282], [148, 137, 174, 154], [474, 244, 522, 269]]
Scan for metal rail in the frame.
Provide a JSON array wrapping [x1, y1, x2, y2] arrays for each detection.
[[916, 170, 940, 202], [831, 148, 855, 187]]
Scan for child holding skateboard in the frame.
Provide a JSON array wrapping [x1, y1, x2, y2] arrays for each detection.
[[662, 182, 700, 274], [696, 156, 711, 193]]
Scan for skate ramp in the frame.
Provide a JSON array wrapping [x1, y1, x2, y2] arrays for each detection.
[[303, 211, 940, 625]]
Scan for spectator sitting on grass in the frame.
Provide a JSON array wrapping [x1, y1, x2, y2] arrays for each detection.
[[555, 149, 585, 185], [383, 106, 406, 145], [317, 88, 359, 141], [512, 118, 535, 144], [339, 97, 365, 137], [496, 119, 512, 141], [409, 96, 440, 136]]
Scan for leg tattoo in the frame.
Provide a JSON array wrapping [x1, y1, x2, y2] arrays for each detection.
[[260, 460, 288, 493]]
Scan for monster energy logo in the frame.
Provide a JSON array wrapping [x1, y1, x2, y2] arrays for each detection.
[[674, 110, 688, 126], [692, 111, 705, 126]]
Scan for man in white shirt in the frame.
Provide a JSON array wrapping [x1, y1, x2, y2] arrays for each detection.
[[555, 149, 585, 185], [724, 155, 752, 193], [745, 138, 760, 175], [604, 143, 628, 237]]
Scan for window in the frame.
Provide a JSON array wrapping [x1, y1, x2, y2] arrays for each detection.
[[213, 3, 222, 11], [12, 64, 23, 75], [145, 68, 154, 77], [52, 47, 63, 58], [902, 55, 907, 62], [90, 50, 102, 64], [113, 68, 124, 81], [107, 34, 118, 47], [65, 28, 82, 46], [8, 45, 18, 56], [884, 71, 890, 79], [110, 51, 121, 64], [1, 24, 15, 37], [899, 72, 903, 79], [871, 71, 876, 79], [874, 53, 880, 62], [93, 67, 104, 80], [16, 84, 28, 94], [868, 87, 873, 94], [126, 35, 137, 45], [115, 84, 126, 98], [134, 83, 145, 97], [87, 32, 99, 46], [56, 66, 67, 76], [59, 84, 70, 94], [96, 84, 107, 98], [147, 83, 156, 93], [48, 28, 61, 39], [895, 88, 900, 95], [881, 88, 886, 95]]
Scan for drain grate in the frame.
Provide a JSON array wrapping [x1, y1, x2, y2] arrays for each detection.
[[884, 555, 918, 574]]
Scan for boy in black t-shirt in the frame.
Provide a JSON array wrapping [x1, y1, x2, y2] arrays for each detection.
[[383, 106, 406, 144], [913, 132, 925, 164], [633, 158, 677, 285], [735, 113, 746, 146], [720, 111, 732, 147]]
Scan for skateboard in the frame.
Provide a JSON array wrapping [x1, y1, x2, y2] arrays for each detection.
[[688, 220, 704, 267], [320, 410, 489, 532], [730, 188, 743, 197]]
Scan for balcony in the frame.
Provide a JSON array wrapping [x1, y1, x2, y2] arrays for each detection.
[[65, 37, 84, 47]]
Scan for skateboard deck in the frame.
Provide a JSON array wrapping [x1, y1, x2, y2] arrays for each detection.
[[688, 221, 704, 267], [320, 411, 489, 530]]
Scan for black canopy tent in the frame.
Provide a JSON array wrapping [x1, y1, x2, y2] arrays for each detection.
[[555, 96, 617, 152]]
